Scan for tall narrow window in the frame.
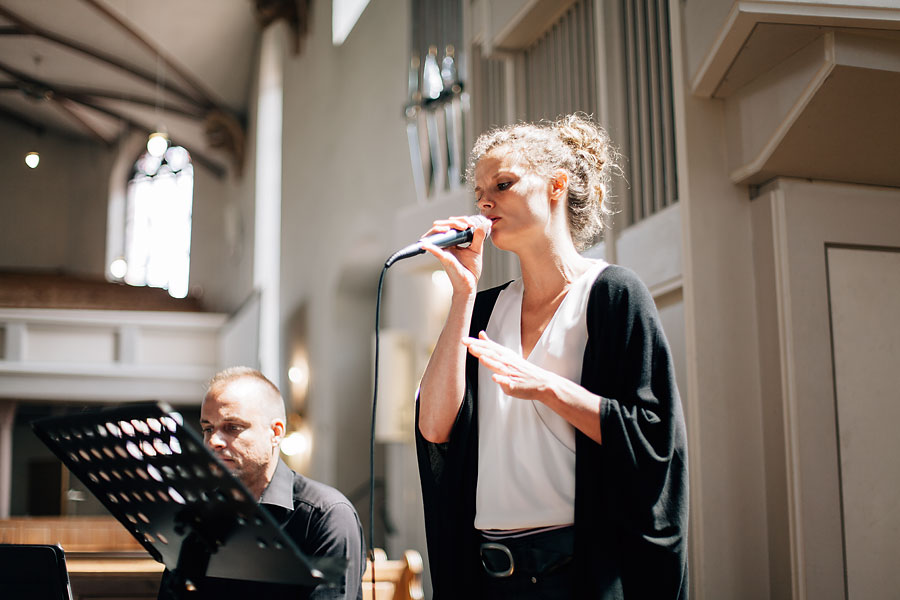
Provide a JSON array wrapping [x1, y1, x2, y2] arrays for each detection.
[[333, 0, 371, 45], [119, 146, 194, 298]]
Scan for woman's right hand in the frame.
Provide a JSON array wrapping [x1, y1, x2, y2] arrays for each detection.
[[421, 215, 491, 297], [417, 215, 491, 443]]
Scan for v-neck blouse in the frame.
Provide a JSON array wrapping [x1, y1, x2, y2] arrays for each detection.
[[474, 260, 608, 530]]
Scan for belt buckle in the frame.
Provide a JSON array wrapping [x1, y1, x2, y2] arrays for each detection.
[[480, 542, 515, 578]]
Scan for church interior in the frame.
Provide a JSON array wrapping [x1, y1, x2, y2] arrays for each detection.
[[2, 0, 899, 598]]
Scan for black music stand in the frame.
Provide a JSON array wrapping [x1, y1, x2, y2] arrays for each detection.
[[31, 402, 346, 595]]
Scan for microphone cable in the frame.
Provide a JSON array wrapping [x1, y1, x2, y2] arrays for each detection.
[[367, 221, 483, 594], [367, 263, 388, 598]]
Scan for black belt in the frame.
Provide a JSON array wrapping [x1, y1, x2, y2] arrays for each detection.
[[478, 527, 574, 579]]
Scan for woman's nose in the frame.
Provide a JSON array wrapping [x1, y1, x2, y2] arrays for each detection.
[[476, 195, 493, 210]]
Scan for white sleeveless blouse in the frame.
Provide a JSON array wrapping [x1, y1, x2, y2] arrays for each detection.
[[474, 260, 608, 530]]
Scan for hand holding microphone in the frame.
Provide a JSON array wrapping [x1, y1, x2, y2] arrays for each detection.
[[384, 215, 492, 267]]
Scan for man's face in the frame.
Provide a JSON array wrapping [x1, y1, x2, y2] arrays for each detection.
[[200, 377, 279, 495]]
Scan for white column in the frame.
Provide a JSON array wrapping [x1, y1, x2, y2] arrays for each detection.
[[0, 400, 16, 518], [255, 22, 286, 383]]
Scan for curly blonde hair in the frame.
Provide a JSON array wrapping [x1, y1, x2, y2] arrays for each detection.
[[468, 113, 619, 250]]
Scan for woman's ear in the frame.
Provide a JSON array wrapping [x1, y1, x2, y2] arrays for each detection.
[[550, 170, 568, 202]]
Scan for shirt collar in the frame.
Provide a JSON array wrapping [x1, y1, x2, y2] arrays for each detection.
[[258, 459, 294, 512]]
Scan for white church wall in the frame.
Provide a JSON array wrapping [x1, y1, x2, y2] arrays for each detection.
[[0, 112, 256, 318], [278, 0, 416, 548], [0, 119, 113, 278]]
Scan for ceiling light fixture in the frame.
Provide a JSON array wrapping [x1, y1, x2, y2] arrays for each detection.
[[110, 257, 128, 279], [25, 151, 40, 169], [147, 131, 169, 157]]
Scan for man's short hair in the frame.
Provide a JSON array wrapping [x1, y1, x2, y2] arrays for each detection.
[[206, 367, 286, 422]]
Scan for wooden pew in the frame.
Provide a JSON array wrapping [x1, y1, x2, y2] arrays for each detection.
[[2, 518, 425, 599], [0, 517, 162, 599], [363, 548, 424, 600]]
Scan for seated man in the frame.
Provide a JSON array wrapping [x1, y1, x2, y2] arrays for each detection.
[[158, 367, 365, 599]]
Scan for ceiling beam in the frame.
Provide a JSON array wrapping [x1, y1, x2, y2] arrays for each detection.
[[74, 97, 228, 179], [59, 86, 206, 120], [0, 80, 203, 120], [78, 0, 225, 112], [0, 60, 226, 177], [49, 96, 114, 146], [0, 59, 54, 99], [0, 4, 205, 108]]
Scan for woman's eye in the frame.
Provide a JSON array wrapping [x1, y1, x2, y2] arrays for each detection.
[[497, 181, 512, 191]]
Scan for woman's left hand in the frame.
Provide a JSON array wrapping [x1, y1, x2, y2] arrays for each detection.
[[463, 331, 604, 444], [462, 331, 557, 403]]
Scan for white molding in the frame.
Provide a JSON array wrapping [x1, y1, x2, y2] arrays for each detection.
[[727, 33, 836, 183], [492, 0, 578, 51], [0, 362, 213, 404], [648, 275, 683, 300], [668, 0, 705, 596], [0, 360, 213, 378], [0, 308, 227, 329], [771, 188, 806, 599], [616, 202, 683, 289], [3, 322, 25, 362], [0, 308, 229, 404], [691, 0, 900, 97]]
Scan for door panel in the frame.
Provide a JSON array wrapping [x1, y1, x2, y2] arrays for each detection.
[[827, 246, 900, 599]]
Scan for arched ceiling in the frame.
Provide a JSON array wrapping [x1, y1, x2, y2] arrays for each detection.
[[0, 0, 291, 176]]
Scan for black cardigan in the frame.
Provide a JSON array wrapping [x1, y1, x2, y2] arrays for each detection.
[[415, 265, 689, 598]]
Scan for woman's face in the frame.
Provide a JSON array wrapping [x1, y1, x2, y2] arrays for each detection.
[[474, 147, 552, 251]]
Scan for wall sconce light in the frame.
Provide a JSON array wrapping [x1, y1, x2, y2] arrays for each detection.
[[25, 151, 40, 169], [288, 355, 310, 407], [281, 428, 311, 457], [281, 417, 313, 474]]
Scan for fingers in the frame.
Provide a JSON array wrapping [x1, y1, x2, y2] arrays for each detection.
[[463, 334, 520, 376], [421, 240, 470, 270], [422, 216, 491, 253], [468, 216, 492, 254], [491, 373, 515, 394], [422, 215, 482, 239], [462, 332, 507, 358]]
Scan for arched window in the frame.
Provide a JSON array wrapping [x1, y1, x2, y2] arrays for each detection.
[[111, 146, 194, 298]]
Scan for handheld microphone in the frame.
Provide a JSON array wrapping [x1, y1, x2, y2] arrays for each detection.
[[384, 216, 490, 267]]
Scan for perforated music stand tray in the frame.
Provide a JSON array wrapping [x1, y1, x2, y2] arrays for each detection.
[[32, 402, 345, 594]]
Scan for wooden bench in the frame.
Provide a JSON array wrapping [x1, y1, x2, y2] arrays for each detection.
[[0, 516, 146, 552], [2, 518, 424, 599], [363, 548, 424, 600], [0, 517, 162, 599]]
